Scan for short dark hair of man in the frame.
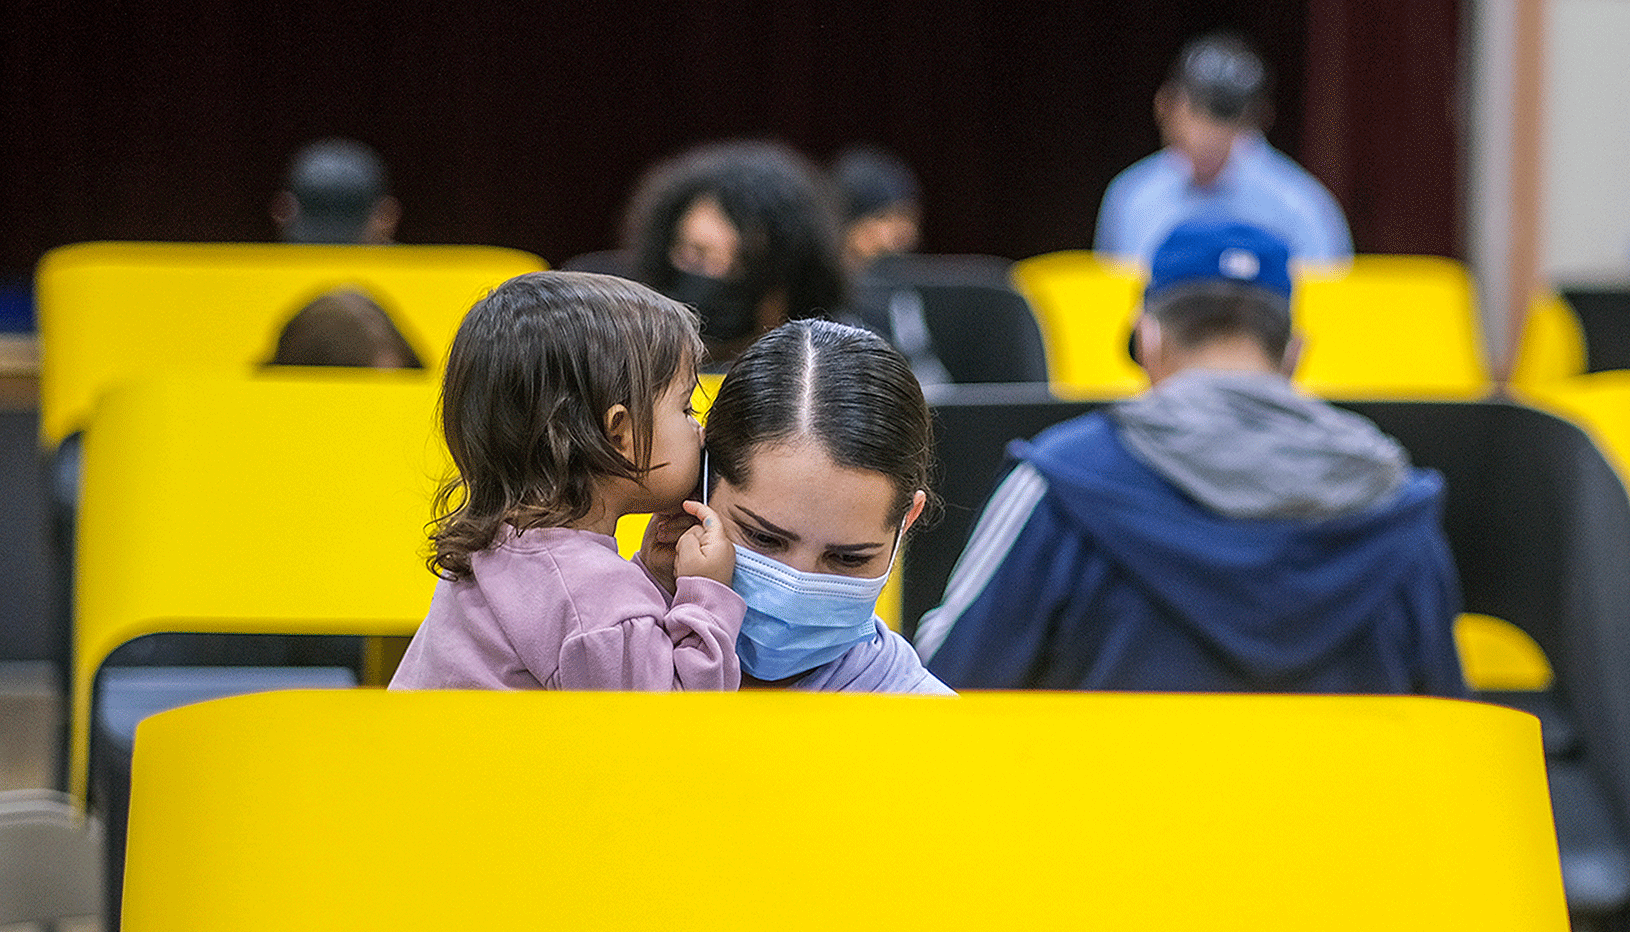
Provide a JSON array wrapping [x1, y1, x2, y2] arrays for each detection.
[[1166, 31, 1271, 126], [1145, 279, 1292, 362], [281, 138, 390, 244]]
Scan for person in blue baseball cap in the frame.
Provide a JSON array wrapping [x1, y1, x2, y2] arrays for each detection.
[[915, 219, 1465, 697], [1130, 218, 1296, 378]]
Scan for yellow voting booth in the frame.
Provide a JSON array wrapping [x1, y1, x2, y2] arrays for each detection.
[[70, 371, 446, 801], [34, 241, 544, 448], [122, 690, 1567, 931], [1011, 252, 1493, 401], [1293, 255, 1490, 399]]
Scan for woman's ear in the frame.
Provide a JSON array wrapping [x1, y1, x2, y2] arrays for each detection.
[[901, 489, 927, 534], [603, 404, 632, 457]]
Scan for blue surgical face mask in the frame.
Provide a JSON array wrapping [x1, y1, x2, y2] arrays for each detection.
[[706, 455, 900, 681], [730, 544, 893, 681]]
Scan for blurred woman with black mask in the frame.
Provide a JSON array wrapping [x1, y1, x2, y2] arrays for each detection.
[[622, 140, 848, 367]]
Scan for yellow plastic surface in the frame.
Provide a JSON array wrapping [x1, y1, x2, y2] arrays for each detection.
[[1455, 613, 1554, 692], [1010, 250, 1147, 398], [1012, 252, 1492, 400], [70, 371, 448, 800], [1293, 256, 1490, 399], [34, 241, 544, 446], [124, 690, 1567, 931], [1509, 291, 1587, 389]]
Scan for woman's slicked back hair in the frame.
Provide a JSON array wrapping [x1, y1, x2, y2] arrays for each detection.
[[705, 319, 937, 529]]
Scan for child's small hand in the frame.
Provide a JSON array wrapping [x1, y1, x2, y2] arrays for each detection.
[[640, 507, 697, 595], [675, 500, 735, 586]]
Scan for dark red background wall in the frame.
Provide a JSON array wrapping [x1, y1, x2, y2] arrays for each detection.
[[0, 1, 1459, 275]]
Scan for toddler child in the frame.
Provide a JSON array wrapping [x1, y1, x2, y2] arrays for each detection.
[[390, 271, 743, 690]]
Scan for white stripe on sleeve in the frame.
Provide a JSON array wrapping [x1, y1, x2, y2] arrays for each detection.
[[913, 463, 1050, 662]]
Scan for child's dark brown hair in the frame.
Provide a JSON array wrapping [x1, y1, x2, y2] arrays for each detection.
[[429, 271, 702, 580]]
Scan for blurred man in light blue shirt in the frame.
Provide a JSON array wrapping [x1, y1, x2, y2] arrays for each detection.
[[1095, 32, 1352, 264]]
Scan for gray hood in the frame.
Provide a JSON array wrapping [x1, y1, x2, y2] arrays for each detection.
[[1110, 370, 1408, 519]]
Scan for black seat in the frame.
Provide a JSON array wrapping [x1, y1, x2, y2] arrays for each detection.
[[855, 254, 1048, 384], [557, 249, 633, 277], [1560, 287, 1630, 373]]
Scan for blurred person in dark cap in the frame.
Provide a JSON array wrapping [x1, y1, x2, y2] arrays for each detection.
[[1094, 31, 1351, 263], [270, 138, 401, 245]]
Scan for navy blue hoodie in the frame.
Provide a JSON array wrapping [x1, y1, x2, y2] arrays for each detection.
[[916, 372, 1466, 695]]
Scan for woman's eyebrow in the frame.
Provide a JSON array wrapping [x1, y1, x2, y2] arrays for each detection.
[[734, 506, 800, 542], [827, 541, 887, 554], [734, 505, 888, 552]]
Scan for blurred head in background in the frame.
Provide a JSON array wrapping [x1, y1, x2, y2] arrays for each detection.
[[271, 138, 402, 245], [1155, 32, 1272, 188], [622, 139, 846, 364], [832, 144, 922, 272], [268, 289, 423, 368]]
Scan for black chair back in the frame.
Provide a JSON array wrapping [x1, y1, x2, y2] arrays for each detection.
[[1561, 287, 1630, 373], [859, 254, 1048, 384]]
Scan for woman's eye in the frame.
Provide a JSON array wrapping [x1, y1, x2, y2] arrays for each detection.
[[744, 529, 783, 551], [828, 552, 871, 570]]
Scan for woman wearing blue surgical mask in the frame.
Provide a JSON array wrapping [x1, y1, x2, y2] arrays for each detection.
[[643, 319, 953, 694]]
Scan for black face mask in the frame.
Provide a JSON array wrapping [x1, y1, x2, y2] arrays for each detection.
[[665, 269, 760, 342]]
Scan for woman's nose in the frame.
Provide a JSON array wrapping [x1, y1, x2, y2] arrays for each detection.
[[780, 550, 822, 575]]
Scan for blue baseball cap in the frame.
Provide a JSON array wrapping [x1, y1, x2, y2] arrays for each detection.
[[1145, 220, 1293, 304]]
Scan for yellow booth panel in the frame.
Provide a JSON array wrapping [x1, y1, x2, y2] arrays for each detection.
[[70, 371, 447, 800], [1294, 256, 1490, 399], [1010, 250, 1147, 398], [35, 241, 544, 446], [1011, 252, 1491, 401], [1509, 291, 1588, 389], [124, 690, 1566, 931], [1455, 613, 1554, 692]]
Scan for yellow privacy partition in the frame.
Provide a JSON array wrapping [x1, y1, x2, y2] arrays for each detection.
[[1010, 249, 1147, 398], [1509, 291, 1588, 389], [1012, 251, 1492, 400], [35, 241, 544, 447], [70, 371, 446, 800], [1294, 255, 1491, 399], [124, 690, 1567, 931], [1455, 613, 1554, 692]]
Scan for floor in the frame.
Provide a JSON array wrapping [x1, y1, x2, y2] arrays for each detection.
[[0, 347, 100, 931], [0, 663, 101, 932], [0, 663, 57, 792]]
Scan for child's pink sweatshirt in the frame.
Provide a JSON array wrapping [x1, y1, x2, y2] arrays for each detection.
[[391, 525, 743, 691]]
